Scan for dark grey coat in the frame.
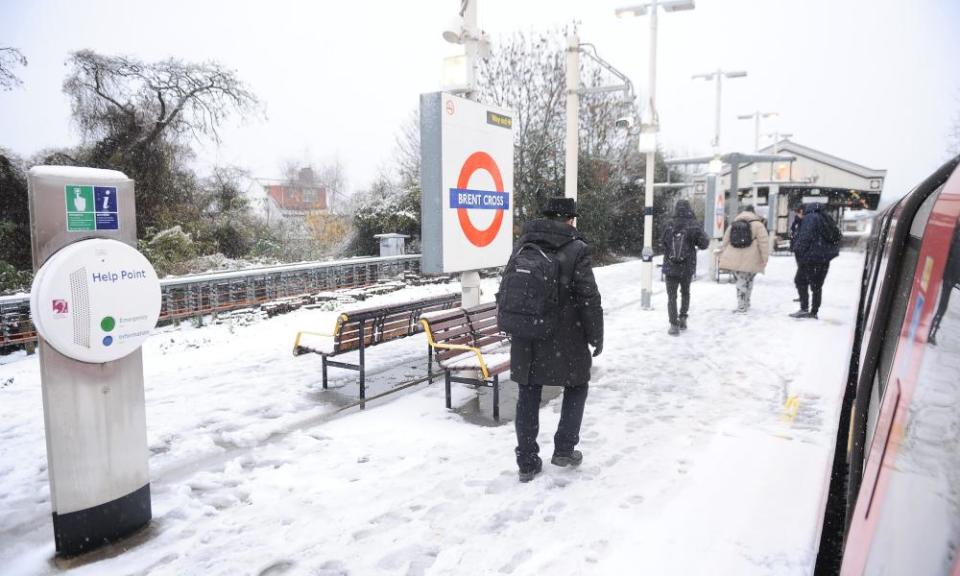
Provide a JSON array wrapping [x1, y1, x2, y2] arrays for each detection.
[[793, 203, 841, 263], [508, 219, 604, 388], [660, 200, 710, 278]]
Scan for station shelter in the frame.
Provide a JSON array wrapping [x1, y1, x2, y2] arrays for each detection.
[[702, 139, 887, 250]]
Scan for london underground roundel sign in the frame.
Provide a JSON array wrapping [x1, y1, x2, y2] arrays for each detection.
[[419, 92, 515, 274], [30, 238, 161, 363], [455, 151, 507, 248]]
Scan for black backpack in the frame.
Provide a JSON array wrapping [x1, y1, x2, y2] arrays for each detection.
[[730, 219, 753, 248], [667, 228, 692, 264], [497, 241, 570, 340]]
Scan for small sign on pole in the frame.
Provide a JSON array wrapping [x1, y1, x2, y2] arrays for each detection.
[[420, 92, 515, 274]]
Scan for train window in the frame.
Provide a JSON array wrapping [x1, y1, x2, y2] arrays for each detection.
[[860, 209, 894, 323], [863, 371, 882, 457], [875, 187, 942, 395], [909, 187, 938, 237]]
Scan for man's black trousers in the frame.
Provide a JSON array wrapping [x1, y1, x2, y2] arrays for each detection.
[[665, 273, 692, 326], [795, 262, 830, 314], [515, 383, 589, 472]]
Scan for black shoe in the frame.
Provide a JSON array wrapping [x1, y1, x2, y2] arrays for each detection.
[[808, 311, 819, 320], [668, 324, 680, 336], [551, 450, 583, 467], [678, 315, 688, 330], [518, 460, 543, 483], [789, 310, 810, 319]]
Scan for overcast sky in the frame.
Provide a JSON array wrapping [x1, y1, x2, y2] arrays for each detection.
[[1, 0, 958, 203]]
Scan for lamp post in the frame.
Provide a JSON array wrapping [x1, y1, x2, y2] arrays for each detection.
[[738, 110, 778, 154], [692, 68, 747, 152], [737, 110, 777, 205], [765, 130, 794, 180], [616, 0, 695, 311], [566, 40, 634, 206], [565, 33, 580, 203]]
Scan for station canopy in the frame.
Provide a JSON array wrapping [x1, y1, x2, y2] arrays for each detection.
[[720, 139, 886, 210]]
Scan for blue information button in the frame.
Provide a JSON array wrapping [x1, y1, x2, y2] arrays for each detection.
[[94, 186, 118, 212]]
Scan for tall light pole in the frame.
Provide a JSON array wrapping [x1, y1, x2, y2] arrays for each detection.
[[738, 110, 778, 153], [616, 0, 695, 311], [692, 68, 747, 152], [565, 40, 634, 206], [737, 110, 777, 205], [766, 130, 793, 180], [565, 33, 580, 203]]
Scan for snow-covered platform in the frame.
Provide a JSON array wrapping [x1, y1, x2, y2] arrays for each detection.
[[0, 252, 864, 575]]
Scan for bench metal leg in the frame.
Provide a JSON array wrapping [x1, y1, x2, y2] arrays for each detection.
[[445, 371, 452, 410], [493, 374, 500, 422], [427, 345, 434, 384], [322, 356, 328, 389]]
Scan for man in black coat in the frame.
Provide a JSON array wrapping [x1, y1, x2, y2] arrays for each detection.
[[659, 199, 710, 335], [509, 197, 604, 483], [790, 202, 841, 319]]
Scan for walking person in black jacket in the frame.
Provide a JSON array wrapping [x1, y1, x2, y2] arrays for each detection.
[[506, 198, 604, 483], [790, 202, 842, 319], [659, 200, 710, 335]]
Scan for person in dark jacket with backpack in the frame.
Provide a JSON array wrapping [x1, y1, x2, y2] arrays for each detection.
[[504, 197, 604, 483], [659, 199, 710, 335], [790, 202, 841, 319]]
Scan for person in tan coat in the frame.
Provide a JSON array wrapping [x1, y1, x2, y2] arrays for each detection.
[[718, 206, 770, 312]]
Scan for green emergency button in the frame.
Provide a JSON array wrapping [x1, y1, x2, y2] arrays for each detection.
[[101, 316, 116, 332]]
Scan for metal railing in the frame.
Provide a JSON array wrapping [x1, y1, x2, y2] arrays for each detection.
[[1, 254, 422, 349]]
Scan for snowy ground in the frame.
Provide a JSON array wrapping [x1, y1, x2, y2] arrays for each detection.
[[0, 251, 864, 576]]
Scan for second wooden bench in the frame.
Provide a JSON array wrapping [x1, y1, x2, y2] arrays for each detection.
[[421, 301, 510, 421]]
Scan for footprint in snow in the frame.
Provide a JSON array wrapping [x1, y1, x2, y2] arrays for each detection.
[[258, 560, 296, 576], [499, 548, 534, 574], [312, 560, 348, 576], [376, 544, 440, 575], [485, 470, 518, 495]]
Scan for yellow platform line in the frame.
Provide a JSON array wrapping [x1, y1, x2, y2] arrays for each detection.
[[782, 395, 800, 424]]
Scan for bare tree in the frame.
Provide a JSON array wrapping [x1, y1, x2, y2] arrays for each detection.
[[63, 50, 260, 149], [59, 50, 260, 238], [318, 159, 347, 214], [0, 47, 27, 91], [478, 31, 568, 219], [475, 29, 648, 255], [395, 110, 420, 191]]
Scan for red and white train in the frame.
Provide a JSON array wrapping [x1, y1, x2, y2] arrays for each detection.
[[816, 154, 960, 574]]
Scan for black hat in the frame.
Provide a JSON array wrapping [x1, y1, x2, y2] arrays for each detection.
[[541, 197, 578, 218]]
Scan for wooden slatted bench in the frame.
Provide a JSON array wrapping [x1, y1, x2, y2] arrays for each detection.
[[420, 301, 511, 421], [293, 292, 460, 400]]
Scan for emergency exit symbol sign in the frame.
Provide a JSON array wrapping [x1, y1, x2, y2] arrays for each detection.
[[65, 185, 119, 231]]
